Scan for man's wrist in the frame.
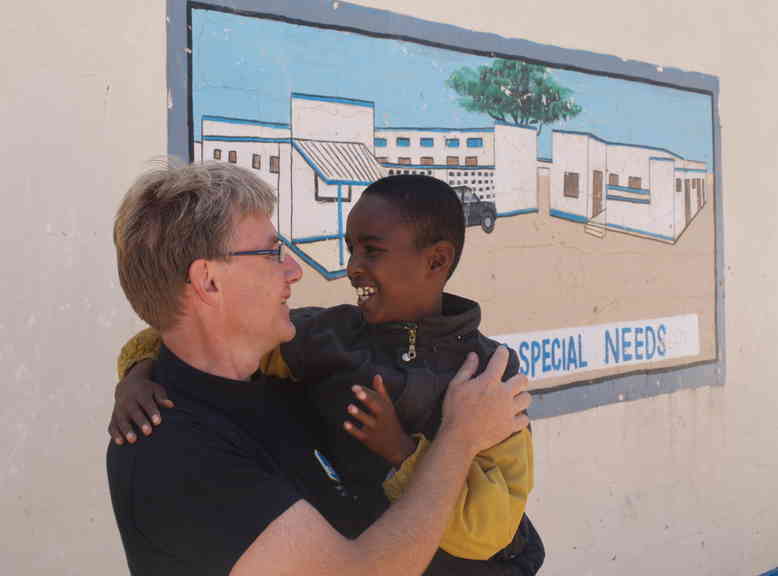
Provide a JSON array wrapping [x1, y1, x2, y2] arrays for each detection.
[[435, 421, 479, 462]]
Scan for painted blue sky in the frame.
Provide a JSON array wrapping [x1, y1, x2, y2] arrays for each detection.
[[192, 9, 713, 166]]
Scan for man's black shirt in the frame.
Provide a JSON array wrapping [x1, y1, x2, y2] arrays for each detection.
[[107, 345, 381, 575]]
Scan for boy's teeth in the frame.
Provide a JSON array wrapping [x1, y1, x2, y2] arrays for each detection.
[[356, 286, 376, 300]]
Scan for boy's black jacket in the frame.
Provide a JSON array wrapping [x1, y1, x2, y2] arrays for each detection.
[[281, 293, 543, 575]]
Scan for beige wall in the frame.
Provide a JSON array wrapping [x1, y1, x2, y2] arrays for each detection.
[[1, 1, 776, 574]]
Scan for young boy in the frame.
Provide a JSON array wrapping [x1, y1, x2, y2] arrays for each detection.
[[111, 174, 542, 575]]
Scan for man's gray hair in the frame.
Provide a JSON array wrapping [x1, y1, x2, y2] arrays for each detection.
[[114, 160, 276, 331]]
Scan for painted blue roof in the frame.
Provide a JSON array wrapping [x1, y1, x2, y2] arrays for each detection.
[[202, 115, 289, 129], [376, 126, 494, 133], [291, 93, 374, 108]]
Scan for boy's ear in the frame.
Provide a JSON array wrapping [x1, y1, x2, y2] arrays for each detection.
[[428, 241, 455, 278]]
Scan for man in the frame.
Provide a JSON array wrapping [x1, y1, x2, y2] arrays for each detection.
[[107, 160, 531, 575]]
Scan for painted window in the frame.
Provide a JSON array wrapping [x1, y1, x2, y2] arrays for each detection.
[[374, 138, 387, 147], [252, 154, 261, 169], [467, 137, 483, 148], [397, 137, 410, 147], [628, 176, 642, 189], [228, 150, 238, 164], [446, 156, 459, 166], [314, 174, 352, 203], [376, 157, 388, 163], [608, 173, 619, 186], [465, 156, 478, 166], [446, 138, 460, 148], [420, 156, 434, 165], [398, 157, 411, 165], [564, 172, 580, 198], [270, 156, 280, 173], [213, 148, 222, 160], [420, 137, 434, 147]]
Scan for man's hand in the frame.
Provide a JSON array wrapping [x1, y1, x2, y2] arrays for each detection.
[[440, 347, 531, 458], [343, 375, 417, 468], [108, 359, 173, 445]]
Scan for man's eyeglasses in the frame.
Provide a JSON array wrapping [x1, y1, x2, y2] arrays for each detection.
[[229, 243, 286, 263]]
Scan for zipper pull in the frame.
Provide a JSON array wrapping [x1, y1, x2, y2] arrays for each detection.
[[402, 324, 417, 362]]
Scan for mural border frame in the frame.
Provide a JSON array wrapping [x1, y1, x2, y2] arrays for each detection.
[[166, 0, 725, 419]]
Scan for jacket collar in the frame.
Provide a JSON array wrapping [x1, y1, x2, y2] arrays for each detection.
[[366, 292, 481, 346]]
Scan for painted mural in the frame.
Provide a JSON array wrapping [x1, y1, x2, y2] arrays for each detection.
[[187, 3, 718, 390]]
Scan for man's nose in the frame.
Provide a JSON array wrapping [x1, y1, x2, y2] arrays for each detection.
[[285, 253, 303, 283]]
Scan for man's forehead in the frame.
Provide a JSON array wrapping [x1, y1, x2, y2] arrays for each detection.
[[235, 212, 276, 243]]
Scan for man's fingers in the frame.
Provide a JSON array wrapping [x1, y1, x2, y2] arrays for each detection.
[[513, 391, 532, 414], [343, 420, 368, 443], [480, 345, 510, 384], [347, 404, 377, 429], [513, 412, 530, 433], [508, 372, 530, 396], [450, 351, 480, 387], [127, 405, 152, 436]]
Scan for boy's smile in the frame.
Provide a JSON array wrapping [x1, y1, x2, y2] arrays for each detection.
[[345, 195, 444, 324]]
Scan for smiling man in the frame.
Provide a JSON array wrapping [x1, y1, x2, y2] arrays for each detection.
[[106, 161, 531, 576]]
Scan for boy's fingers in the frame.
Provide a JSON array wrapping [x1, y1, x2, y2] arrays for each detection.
[[139, 397, 162, 427], [343, 420, 368, 443], [153, 384, 174, 409], [113, 412, 137, 444], [127, 405, 152, 436], [347, 404, 376, 429], [373, 375, 391, 403], [108, 422, 125, 445], [353, 385, 383, 416], [451, 352, 479, 387], [480, 346, 510, 385]]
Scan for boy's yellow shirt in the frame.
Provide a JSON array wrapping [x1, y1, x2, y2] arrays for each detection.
[[117, 327, 533, 560]]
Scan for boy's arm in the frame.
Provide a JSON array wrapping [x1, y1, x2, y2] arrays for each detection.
[[116, 327, 161, 380], [383, 429, 533, 561]]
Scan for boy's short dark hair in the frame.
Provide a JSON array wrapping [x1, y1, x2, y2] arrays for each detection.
[[361, 174, 465, 278]]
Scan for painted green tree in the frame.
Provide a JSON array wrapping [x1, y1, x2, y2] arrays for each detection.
[[447, 59, 582, 135]]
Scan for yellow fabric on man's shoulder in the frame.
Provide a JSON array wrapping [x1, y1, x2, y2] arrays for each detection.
[[117, 327, 292, 381], [117, 327, 161, 380]]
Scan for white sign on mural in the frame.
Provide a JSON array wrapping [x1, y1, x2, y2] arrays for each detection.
[[497, 315, 699, 380]]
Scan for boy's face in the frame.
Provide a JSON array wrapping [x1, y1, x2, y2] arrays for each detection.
[[345, 195, 442, 324]]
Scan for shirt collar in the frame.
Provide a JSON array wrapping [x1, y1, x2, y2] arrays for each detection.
[[155, 344, 268, 413]]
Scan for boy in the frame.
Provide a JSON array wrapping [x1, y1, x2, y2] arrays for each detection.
[[111, 175, 542, 574]]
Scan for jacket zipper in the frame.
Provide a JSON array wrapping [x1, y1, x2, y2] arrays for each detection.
[[401, 323, 417, 362]]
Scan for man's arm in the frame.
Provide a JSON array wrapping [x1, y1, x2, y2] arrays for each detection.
[[231, 347, 532, 576], [383, 429, 533, 560]]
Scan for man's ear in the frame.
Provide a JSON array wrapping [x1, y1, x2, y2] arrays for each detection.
[[187, 259, 221, 306], [428, 241, 455, 278]]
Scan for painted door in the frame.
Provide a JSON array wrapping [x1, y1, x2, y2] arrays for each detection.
[[592, 170, 604, 216], [685, 179, 691, 225]]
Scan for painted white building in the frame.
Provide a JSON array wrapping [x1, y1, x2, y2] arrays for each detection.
[[374, 123, 538, 216], [550, 130, 709, 242]]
